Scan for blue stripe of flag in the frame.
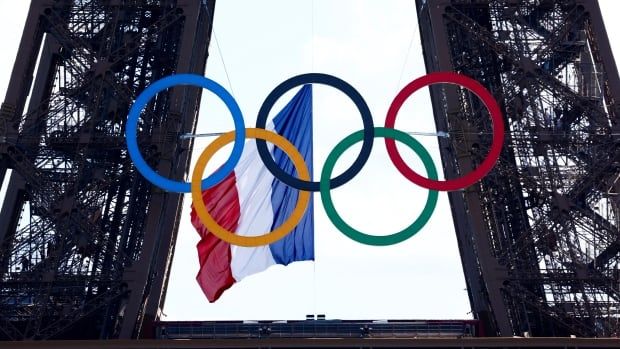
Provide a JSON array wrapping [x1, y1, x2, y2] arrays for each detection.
[[269, 84, 314, 264]]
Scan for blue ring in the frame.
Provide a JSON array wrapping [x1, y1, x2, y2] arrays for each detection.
[[126, 74, 245, 193]]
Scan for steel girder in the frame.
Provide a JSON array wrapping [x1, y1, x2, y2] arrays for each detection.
[[417, 0, 619, 337], [0, 0, 215, 340]]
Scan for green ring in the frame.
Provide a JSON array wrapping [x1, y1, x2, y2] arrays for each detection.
[[320, 127, 439, 246]]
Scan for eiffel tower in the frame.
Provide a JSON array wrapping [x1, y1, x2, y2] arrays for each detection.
[[417, 0, 620, 337], [0, 0, 215, 339]]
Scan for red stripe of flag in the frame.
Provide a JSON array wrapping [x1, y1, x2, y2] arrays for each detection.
[[190, 171, 240, 302]]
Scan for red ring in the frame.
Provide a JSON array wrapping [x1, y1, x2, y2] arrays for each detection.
[[384, 72, 505, 191]]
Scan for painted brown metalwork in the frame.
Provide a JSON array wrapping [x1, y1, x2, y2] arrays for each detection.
[[2, 0, 619, 342], [2, 337, 620, 349], [417, 0, 620, 337], [0, 0, 215, 340]]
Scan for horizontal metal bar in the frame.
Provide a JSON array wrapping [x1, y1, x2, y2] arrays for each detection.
[[180, 131, 451, 139]]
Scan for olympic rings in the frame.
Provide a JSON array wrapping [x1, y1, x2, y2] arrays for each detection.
[[384, 72, 505, 191], [127, 71, 505, 247], [191, 128, 311, 247], [126, 74, 246, 193], [255, 73, 374, 192], [320, 127, 439, 246]]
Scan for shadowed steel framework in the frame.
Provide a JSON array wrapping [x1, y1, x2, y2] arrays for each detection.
[[1, 0, 619, 343], [417, 0, 619, 337], [0, 0, 215, 340]]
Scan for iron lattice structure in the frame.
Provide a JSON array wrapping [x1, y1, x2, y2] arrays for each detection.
[[417, 0, 620, 337], [0, 0, 215, 340]]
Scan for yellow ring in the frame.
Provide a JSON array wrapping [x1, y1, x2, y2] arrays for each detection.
[[191, 128, 311, 247]]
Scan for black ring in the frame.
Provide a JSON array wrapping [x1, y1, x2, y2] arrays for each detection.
[[255, 73, 375, 191]]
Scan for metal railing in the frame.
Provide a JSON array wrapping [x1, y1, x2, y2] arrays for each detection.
[[156, 320, 478, 339]]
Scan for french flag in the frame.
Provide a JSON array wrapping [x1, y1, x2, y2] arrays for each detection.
[[190, 85, 314, 302]]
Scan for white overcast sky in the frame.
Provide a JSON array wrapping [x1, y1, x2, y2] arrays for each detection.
[[1, 0, 619, 321]]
